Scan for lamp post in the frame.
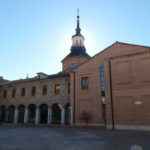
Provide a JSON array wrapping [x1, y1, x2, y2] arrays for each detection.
[[101, 96, 106, 128], [101, 97, 106, 105]]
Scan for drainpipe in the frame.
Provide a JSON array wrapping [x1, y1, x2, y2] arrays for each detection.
[[73, 71, 76, 124], [108, 60, 115, 130]]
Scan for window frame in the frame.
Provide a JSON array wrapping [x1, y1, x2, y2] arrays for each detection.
[[3, 90, 7, 98], [42, 85, 47, 96], [21, 88, 26, 97], [31, 86, 36, 96], [99, 64, 106, 97], [54, 84, 60, 95], [12, 88, 16, 98], [81, 76, 89, 90]]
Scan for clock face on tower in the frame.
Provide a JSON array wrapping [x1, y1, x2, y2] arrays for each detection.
[[69, 63, 78, 69]]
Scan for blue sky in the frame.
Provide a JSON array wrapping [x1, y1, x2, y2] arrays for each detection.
[[0, 0, 150, 80]]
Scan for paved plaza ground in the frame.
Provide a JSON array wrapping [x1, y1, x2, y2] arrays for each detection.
[[0, 126, 149, 150]]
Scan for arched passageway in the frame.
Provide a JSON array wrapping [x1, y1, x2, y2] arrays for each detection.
[[0, 105, 6, 123], [52, 103, 61, 124], [39, 104, 48, 124], [18, 105, 25, 123], [65, 103, 70, 125], [7, 105, 15, 123], [28, 104, 36, 123]]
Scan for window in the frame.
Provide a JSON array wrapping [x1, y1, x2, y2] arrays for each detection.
[[81, 77, 89, 90], [99, 64, 105, 82], [99, 64, 106, 96], [68, 82, 70, 94], [101, 90, 105, 97], [42, 85, 47, 95], [21, 88, 26, 96], [54, 84, 60, 95], [12, 88, 16, 98], [3, 90, 7, 98], [31, 86, 36, 96]]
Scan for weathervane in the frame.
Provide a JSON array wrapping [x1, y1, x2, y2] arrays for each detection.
[[77, 8, 79, 17], [76, 8, 81, 34]]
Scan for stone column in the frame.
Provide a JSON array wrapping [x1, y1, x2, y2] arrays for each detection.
[[14, 107, 18, 124], [35, 107, 39, 125], [5, 107, 8, 123], [61, 107, 65, 125], [47, 107, 52, 124], [70, 106, 73, 125], [24, 107, 28, 124]]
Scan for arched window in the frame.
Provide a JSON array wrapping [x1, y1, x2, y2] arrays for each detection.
[[31, 86, 36, 96], [42, 85, 47, 96]]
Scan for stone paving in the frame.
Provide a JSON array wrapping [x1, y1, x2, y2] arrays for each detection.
[[0, 126, 149, 150]]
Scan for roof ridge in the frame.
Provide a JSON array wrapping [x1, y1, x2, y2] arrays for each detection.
[[73, 41, 150, 70], [116, 41, 150, 49]]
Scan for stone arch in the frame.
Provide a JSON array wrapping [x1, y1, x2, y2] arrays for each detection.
[[28, 104, 36, 124], [64, 103, 70, 125], [39, 104, 48, 124], [51, 103, 61, 124], [0, 105, 6, 123], [18, 105, 25, 123], [7, 105, 15, 123]]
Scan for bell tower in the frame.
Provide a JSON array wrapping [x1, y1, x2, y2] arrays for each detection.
[[62, 10, 91, 71]]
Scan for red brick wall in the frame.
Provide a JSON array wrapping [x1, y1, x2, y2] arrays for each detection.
[[71, 42, 150, 129]]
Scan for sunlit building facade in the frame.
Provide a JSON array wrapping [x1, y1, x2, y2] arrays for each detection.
[[1, 14, 150, 130]]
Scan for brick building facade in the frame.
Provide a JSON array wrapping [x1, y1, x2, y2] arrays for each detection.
[[0, 14, 150, 130], [70, 42, 150, 130]]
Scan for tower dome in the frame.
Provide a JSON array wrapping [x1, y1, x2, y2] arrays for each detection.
[[70, 10, 89, 57], [62, 10, 91, 71]]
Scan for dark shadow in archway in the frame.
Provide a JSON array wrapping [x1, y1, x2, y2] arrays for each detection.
[[0, 105, 6, 123], [8, 105, 15, 123], [65, 103, 70, 125], [28, 104, 36, 124], [52, 103, 61, 124], [39, 104, 48, 124], [18, 105, 25, 124]]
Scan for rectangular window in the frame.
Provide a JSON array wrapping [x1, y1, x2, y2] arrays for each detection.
[[12, 88, 16, 98], [3, 90, 7, 98], [99, 64, 106, 96], [21, 88, 26, 96], [54, 84, 60, 95], [68, 82, 70, 94], [81, 77, 89, 90], [31, 86, 36, 96], [42, 85, 47, 95]]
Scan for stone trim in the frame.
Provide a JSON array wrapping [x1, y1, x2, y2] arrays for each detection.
[[115, 124, 150, 131], [75, 123, 105, 127]]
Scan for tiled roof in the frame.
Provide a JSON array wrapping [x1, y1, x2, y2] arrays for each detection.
[[0, 72, 69, 87]]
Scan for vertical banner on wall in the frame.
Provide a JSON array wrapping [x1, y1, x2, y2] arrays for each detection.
[[99, 64, 106, 97]]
